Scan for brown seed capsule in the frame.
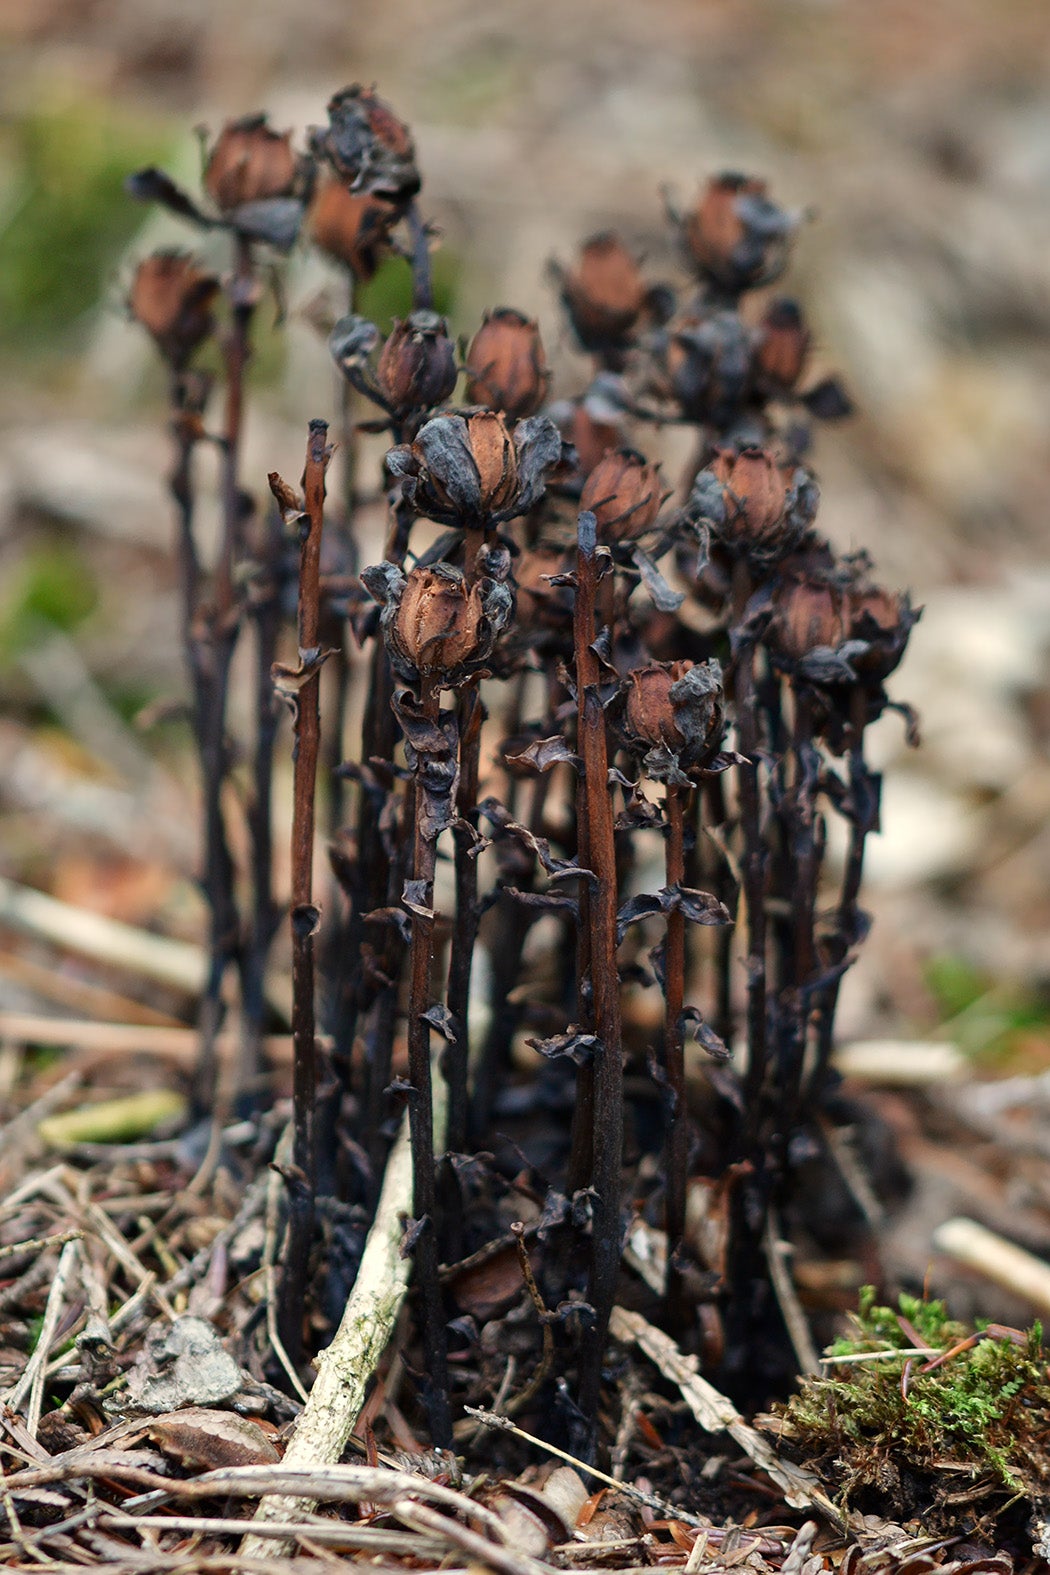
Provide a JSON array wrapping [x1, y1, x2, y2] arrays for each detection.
[[393, 565, 486, 675], [387, 410, 562, 528], [559, 232, 647, 354], [681, 172, 795, 293], [309, 178, 398, 279], [129, 251, 219, 369], [617, 658, 725, 775], [847, 586, 916, 680], [465, 308, 548, 420], [771, 578, 847, 661], [375, 312, 458, 416], [625, 662, 693, 750], [755, 298, 810, 394], [570, 403, 623, 481], [580, 447, 662, 541], [203, 115, 301, 211]]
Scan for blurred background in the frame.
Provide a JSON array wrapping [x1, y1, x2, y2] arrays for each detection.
[[1, 0, 1049, 1103]]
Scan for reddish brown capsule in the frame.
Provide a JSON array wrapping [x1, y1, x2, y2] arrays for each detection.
[[393, 566, 486, 676], [580, 447, 662, 541], [616, 658, 725, 776], [129, 251, 219, 369], [847, 586, 916, 680], [375, 313, 457, 415], [771, 578, 846, 661], [309, 178, 398, 279], [756, 298, 810, 394], [689, 446, 817, 563], [465, 308, 548, 420], [559, 232, 647, 353], [203, 115, 302, 211], [680, 172, 796, 293], [625, 662, 693, 750]]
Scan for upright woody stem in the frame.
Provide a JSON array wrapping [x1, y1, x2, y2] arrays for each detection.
[[276, 418, 329, 1365], [405, 673, 453, 1448], [663, 781, 689, 1330], [574, 511, 624, 1454]]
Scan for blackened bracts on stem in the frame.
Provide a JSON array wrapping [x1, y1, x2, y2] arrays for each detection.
[[270, 421, 332, 1365]]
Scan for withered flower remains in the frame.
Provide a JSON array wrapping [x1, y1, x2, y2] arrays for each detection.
[[387, 410, 562, 530], [329, 311, 457, 421], [202, 113, 313, 248], [689, 446, 818, 566], [678, 172, 798, 295], [555, 232, 647, 356], [580, 447, 663, 542], [310, 84, 419, 205], [129, 251, 219, 369], [363, 561, 512, 684], [310, 178, 399, 279], [614, 659, 725, 782], [465, 308, 549, 420]]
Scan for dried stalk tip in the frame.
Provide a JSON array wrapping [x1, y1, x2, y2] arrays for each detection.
[[465, 308, 549, 420], [129, 251, 219, 369]]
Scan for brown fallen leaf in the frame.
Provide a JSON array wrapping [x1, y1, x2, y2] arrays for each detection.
[[148, 1407, 281, 1471]]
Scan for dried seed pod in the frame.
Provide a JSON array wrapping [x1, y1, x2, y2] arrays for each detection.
[[375, 313, 458, 416], [755, 298, 810, 395], [311, 84, 419, 204], [770, 576, 847, 662], [556, 232, 647, 355], [688, 446, 818, 566], [129, 251, 219, 369], [656, 309, 755, 427], [203, 115, 304, 210], [580, 447, 662, 542], [465, 308, 549, 420], [387, 410, 563, 529], [678, 172, 798, 294], [363, 561, 512, 684], [613, 659, 725, 781], [309, 177, 399, 279], [847, 586, 917, 681]]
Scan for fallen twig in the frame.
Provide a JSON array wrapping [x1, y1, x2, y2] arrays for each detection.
[[932, 1216, 1050, 1317], [240, 1059, 447, 1557], [608, 1305, 845, 1531], [5, 1238, 78, 1435]]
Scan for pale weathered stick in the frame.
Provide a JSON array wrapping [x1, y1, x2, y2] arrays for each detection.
[[932, 1216, 1050, 1316], [0, 878, 291, 1019], [5, 1238, 78, 1436], [0, 1013, 296, 1067], [240, 1064, 447, 1557], [608, 1305, 845, 1531]]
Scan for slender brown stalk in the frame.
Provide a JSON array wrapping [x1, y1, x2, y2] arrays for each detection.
[[444, 682, 483, 1155], [405, 674, 452, 1448], [276, 419, 329, 1365], [731, 566, 768, 1138], [573, 510, 624, 1452], [663, 781, 689, 1330]]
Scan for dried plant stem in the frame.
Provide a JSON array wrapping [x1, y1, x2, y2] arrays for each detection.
[[444, 682, 483, 1154], [276, 419, 329, 1365], [573, 511, 624, 1449], [405, 200, 433, 310], [663, 781, 689, 1329], [405, 674, 452, 1447]]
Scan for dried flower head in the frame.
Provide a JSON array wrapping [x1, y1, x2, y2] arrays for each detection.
[[376, 313, 458, 415], [688, 446, 818, 566], [465, 308, 549, 420], [580, 448, 663, 542], [755, 298, 810, 395], [129, 251, 219, 369], [770, 576, 846, 663], [556, 232, 647, 355], [204, 115, 304, 211], [847, 586, 917, 682], [363, 561, 512, 684], [657, 310, 755, 427], [767, 561, 918, 696], [614, 659, 725, 781], [387, 410, 563, 530], [309, 178, 399, 279], [679, 172, 798, 294], [311, 84, 419, 204]]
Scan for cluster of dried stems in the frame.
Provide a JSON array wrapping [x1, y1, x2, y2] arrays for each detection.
[[126, 86, 917, 1460]]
